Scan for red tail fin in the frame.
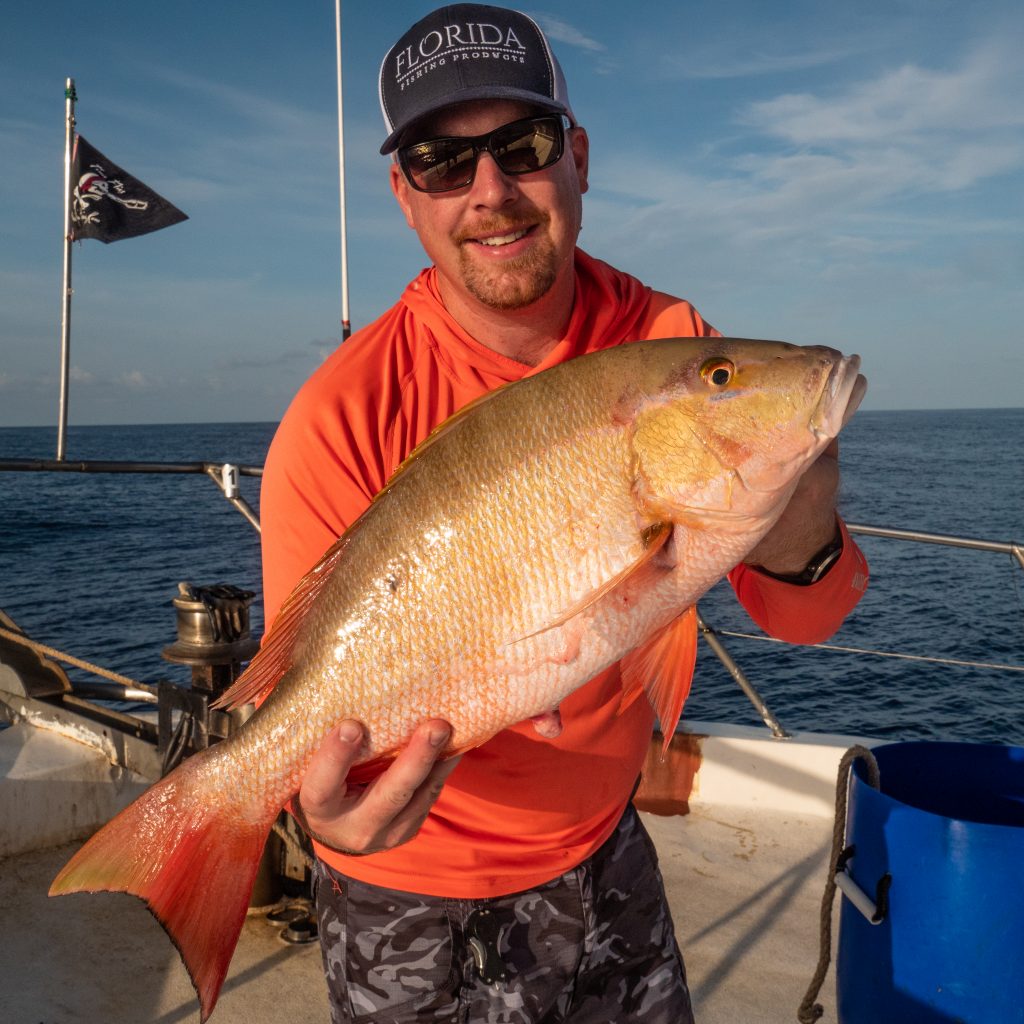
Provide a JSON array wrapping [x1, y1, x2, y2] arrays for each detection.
[[49, 745, 274, 1022]]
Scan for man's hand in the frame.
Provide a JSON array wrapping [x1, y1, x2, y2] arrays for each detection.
[[745, 440, 841, 576], [294, 719, 461, 856]]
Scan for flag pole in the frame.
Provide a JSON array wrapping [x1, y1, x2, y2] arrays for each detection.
[[57, 77, 76, 461], [334, 0, 351, 341]]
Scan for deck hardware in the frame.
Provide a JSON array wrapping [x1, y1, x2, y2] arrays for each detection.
[[159, 583, 259, 761], [276, 902, 318, 945]]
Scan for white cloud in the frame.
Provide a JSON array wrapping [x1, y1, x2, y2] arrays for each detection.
[[669, 44, 869, 80], [592, 38, 1024, 255], [118, 370, 149, 389], [579, 33, 1023, 408], [747, 49, 1022, 141], [528, 13, 606, 53]]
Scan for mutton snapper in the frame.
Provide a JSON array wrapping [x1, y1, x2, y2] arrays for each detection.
[[51, 337, 866, 1020]]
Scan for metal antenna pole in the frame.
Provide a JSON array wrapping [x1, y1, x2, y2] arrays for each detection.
[[57, 77, 76, 461], [334, 0, 351, 341]]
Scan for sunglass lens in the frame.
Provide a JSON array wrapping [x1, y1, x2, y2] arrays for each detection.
[[492, 121, 561, 175], [405, 139, 476, 192]]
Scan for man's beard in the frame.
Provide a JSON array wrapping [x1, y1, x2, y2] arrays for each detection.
[[454, 212, 559, 310]]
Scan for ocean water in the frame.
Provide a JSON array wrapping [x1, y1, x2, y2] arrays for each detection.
[[1, 410, 1022, 744]]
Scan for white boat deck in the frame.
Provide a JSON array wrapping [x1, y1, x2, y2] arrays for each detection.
[[0, 721, 848, 1024], [1, 810, 838, 1024], [654, 806, 837, 1023]]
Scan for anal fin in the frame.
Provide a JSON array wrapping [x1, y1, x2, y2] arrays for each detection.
[[619, 605, 698, 756]]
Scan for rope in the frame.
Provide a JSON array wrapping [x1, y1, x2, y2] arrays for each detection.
[[3, 624, 320, 876], [797, 745, 880, 1023], [2, 625, 319, 872], [0, 623, 153, 691], [714, 629, 1024, 674]]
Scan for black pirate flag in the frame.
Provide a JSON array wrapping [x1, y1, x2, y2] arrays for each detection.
[[71, 135, 188, 243]]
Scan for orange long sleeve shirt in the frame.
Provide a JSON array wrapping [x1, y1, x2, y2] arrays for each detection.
[[260, 249, 868, 897]]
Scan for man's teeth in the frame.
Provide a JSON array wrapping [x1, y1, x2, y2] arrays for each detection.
[[478, 228, 529, 246]]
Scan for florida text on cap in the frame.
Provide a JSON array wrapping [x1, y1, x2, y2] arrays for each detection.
[[378, 4, 574, 154]]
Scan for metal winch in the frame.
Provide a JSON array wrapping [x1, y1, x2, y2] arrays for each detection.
[[162, 582, 260, 684], [159, 582, 259, 763]]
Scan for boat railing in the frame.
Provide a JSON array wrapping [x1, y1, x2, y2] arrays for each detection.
[[702, 522, 1024, 738], [846, 522, 1024, 569], [1, 457, 1021, 747], [0, 457, 264, 532]]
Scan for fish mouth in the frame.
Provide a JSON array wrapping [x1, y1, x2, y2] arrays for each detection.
[[812, 354, 867, 440]]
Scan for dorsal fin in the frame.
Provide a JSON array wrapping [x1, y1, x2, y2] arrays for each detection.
[[211, 537, 349, 711], [214, 388, 516, 713], [385, 382, 515, 489]]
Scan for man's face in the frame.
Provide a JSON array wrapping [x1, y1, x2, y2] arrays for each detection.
[[390, 100, 589, 314]]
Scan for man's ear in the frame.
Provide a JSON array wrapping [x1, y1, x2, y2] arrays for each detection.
[[570, 126, 590, 196], [390, 161, 418, 230]]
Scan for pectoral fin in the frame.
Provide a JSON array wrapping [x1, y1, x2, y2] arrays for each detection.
[[619, 606, 698, 755], [510, 523, 672, 645]]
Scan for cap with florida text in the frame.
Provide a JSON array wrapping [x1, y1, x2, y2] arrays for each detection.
[[378, 4, 574, 154]]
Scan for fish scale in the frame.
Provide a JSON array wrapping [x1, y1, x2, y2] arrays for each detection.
[[50, 337, 865, 1022], [260, 401, 639, 766]]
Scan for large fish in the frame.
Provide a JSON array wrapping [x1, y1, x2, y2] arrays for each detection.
[[51, 337, 865, 1020]]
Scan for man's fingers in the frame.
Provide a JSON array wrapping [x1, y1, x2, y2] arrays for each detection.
[[361, 719, 456, 817], [298, 720, 365, 818], [336, 720, 461, 852], [296, 718, 461, 855], [381, 751, 463, 842]]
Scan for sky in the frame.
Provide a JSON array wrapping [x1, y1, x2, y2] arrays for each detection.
[[1, 0, 1022, 427]]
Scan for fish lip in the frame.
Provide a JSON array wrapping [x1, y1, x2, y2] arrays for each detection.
[[813, 354, 866, 440]]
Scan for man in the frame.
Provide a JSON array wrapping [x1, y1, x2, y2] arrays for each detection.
[[260, 5, 868, 1022]]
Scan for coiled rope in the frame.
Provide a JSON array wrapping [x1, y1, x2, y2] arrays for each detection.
[[797, 744, 880, 1023]]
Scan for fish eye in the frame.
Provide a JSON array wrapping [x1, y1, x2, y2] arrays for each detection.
[[700, 359, 734, 388]]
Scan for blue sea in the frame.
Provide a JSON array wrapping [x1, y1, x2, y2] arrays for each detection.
[[1, 410, 1022, 744]]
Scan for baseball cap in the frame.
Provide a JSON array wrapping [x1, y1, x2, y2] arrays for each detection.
[[378, 4, 575, 154]]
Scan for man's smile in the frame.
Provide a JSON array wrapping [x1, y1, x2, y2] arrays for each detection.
[[475, 227, 532, 247], [456, 218, 544, 258]]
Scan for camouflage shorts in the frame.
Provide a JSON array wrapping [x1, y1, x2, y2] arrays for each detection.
[[312, 805, 693, 1023]]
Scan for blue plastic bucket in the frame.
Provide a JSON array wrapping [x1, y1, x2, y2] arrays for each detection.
[[836, 741, 1024, 1023]]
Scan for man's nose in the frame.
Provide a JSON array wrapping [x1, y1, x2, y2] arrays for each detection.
[[467, 152, 519, 207]]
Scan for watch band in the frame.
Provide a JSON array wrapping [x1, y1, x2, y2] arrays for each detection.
[[758, 530, 844, 586]]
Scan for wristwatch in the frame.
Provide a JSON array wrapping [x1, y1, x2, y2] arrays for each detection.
[[759, 530, 844, 586]]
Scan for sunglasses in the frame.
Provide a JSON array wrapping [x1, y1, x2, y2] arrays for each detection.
[[397, 114, 572, 194]]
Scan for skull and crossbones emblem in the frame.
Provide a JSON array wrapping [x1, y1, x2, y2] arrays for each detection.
[[73, 162, 149, 227]]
